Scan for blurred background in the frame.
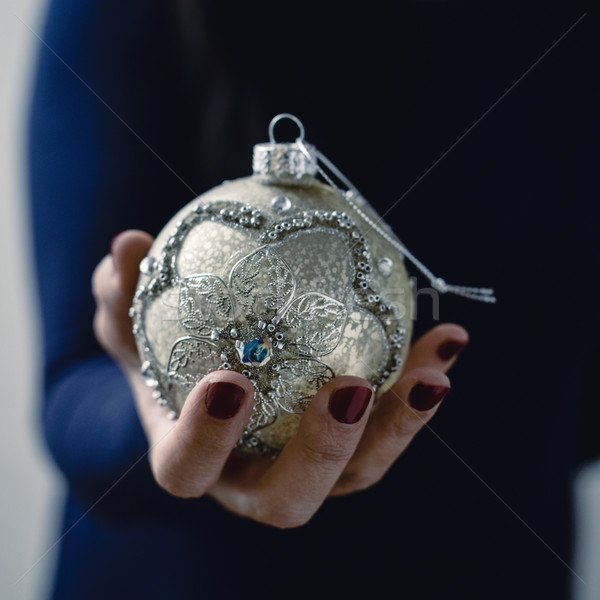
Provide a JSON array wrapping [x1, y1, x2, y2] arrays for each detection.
[[0, 1, 63, 599], [0, 1, 598, 599]]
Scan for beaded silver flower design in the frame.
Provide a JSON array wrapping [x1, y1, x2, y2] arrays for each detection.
[[168, 245, 346, 432]]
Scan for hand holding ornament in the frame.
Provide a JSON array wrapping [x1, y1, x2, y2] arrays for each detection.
[[92, 230, 468, 527]]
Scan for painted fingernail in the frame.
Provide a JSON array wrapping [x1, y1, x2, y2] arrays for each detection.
[[437, 339, 468, 361], [329, 386, 372, 424], [205, 382, 245, 419], [409, 384, 450, 412]]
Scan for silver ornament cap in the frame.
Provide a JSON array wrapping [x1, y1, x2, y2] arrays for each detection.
[[252, 113, 318, 180]]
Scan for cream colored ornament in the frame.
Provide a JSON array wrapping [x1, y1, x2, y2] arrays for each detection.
[[131, 114, 494, 454]]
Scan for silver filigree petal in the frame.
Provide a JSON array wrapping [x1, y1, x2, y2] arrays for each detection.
[[178, 275, 232, 336], [273, 358, 335, 414], [167, 337, 221, 391], [283, 293, 347, 356], [247, 391, 278, 432], [229, 247, 295, 317]]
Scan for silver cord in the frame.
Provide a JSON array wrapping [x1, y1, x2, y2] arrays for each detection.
[[290, 131, 496, 303]]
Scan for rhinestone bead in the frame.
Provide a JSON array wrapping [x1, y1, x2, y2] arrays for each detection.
[[139, 256, 155, 275], [237, 338, 272, 367], [271, 195, 292, 212], [378, 257, 394, 278]]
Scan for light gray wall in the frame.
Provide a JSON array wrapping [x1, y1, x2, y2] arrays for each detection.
[[0, 2, 63, 600]]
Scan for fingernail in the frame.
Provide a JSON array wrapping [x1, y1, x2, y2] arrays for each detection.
[[110, 232, 123, 257], [409, 384, 450, 412], [205, 382, 245, 419], [437, 339, 468, 361], [329, 386, 372, 424]]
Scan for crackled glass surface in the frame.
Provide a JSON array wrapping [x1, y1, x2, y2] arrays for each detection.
[[133, 174, 412, 454]]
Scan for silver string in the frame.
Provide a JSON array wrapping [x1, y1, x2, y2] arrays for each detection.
[[295, 138, 496, 303]]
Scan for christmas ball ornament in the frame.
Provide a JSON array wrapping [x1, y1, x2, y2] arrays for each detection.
[[131, 114, 495, 454]]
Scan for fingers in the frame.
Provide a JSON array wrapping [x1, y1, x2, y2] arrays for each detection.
[[149, 371, 255, 498], [93, 231, 472, 521], [403, 322, 469, 372], [329, 323, 467, 496], [210, 324, 470, 524], [331, 366, 449, 496], [92, 230, 154, 369], [92, 229, 167, 446], [110, 230, 154, 298], [211, 377, 373, 528]]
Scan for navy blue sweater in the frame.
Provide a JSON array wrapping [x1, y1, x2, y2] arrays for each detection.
[[29, 1, 599, 598]]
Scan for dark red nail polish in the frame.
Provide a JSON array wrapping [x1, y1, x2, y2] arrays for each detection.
[[329, 386, 371, 424], [205, 382, 245, 419], [409, 384, 450, 412], [437, 339, 468, 361]]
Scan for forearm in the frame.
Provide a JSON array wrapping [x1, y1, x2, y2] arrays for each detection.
[[43, 355, 148, 487], [29, 0, 192, 500]]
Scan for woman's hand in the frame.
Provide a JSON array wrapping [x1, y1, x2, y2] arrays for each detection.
[[93, 230, 468, 528]]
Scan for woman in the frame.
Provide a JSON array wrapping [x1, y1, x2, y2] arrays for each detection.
[[29, 1, 597, 598]]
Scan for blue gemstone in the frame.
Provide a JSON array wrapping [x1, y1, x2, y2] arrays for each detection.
[[237, 337, 272, 367]]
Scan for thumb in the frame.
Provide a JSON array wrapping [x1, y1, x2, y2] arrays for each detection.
[[93, 230, 154, 369], [111, 229, 154, 297]]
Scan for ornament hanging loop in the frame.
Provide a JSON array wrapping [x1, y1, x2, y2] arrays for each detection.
[[268, 113, 306, 144]]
